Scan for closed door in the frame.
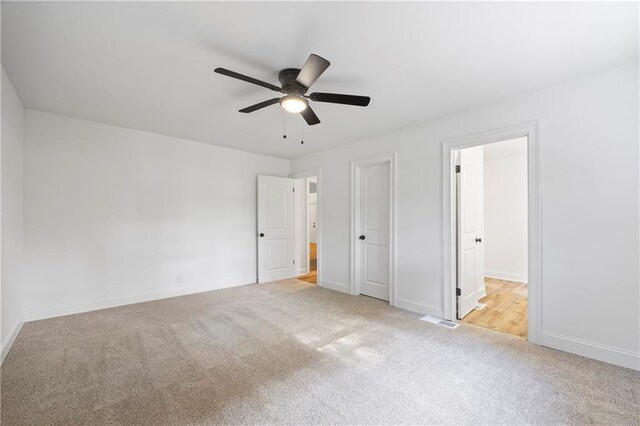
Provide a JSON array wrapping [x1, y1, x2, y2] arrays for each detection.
[[456, 146, 485, 318], [257, 175, 295, 283], [357, 162, 391, 301]]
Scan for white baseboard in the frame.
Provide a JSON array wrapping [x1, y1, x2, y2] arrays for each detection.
[[477, 287, 487, 299], [485, 271, 528, 283], [318, 279, 350, 294], [395, 298, 444, 318], [541, 331, 640, 371], [1, 319, 24, 364], [24, 281, 254, 323]]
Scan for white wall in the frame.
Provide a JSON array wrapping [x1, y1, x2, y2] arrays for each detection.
[[291, 63, 639, 370], [483, 139, 528, 283], [1, 66, 25, 361], [23, 110, 289, 320]]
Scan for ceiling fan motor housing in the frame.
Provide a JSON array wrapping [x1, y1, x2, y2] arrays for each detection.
[[279, 68, 307, 95]]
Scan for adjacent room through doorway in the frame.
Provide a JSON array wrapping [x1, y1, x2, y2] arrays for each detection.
[[455, 137, 528, 338], [295, 175, 318, 285]]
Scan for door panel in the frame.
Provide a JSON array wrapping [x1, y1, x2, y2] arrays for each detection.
[[457, 146, 485, 318], [365, 244, 390, 285], [358, 162, 391, 301], [309, 203, 318, 243], [258, 175, 294, 283]]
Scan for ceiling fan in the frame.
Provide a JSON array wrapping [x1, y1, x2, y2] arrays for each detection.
[[214, 54, 370, 126]]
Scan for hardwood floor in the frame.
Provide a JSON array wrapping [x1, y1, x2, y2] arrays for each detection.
[[296, 271, 317, 284], [296, 243, 317, 285], [309, 242, 317, 260], [461, 277, 528, 338]]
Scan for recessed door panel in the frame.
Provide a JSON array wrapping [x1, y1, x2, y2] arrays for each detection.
[[365, 244, 390, 286], [266, 238, 289, 270], [266, 184, 288, 229], [365, 174, 390, 232]]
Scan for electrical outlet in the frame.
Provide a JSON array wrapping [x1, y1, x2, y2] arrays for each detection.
[[177, 275, 184, 284]]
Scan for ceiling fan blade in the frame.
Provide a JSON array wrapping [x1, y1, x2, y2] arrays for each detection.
[[309, 92, 371, 107], [214, 68, 282, 92], [300, 106, 321, 125], [239, 98, 281, 113], [295, 54, 330, 89]]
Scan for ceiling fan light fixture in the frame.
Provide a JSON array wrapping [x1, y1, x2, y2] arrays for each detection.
[[280, 96, 307, 113]]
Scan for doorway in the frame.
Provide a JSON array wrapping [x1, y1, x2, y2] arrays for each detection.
[[295, 176, 319, 285], [442, 122, 541, 344], [257, 171, 321, 285], [455, 138, 528, 338], [350, 153, 396, 304]]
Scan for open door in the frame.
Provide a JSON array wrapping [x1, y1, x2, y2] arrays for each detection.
[[257, 175, 295, 283], [456, 146, 485, 318]]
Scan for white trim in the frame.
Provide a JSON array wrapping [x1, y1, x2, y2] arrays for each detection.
[[484, 271, 528, 283], [1, 319, 24, 364], [291, 168, 322, 286], [23, 281, 254, 322], [395, 298, 444, 318], [541, 331, 640, 371], [477, 287, 487, 299], [442, 121, 541, 345], [350, 153, 397, 306], [318, 279, 350, 294]]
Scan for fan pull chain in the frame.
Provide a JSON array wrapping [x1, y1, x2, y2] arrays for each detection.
[[300, 119, 304, 144], [282, 110, 287, 139]]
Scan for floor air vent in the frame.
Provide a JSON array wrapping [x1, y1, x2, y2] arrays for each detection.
[[419, 315, 460, 329]]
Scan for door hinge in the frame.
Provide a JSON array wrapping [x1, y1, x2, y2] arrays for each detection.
[[293, 187, 295, 192], [456, 288, 461, 296], [455, 165, 461, 173]]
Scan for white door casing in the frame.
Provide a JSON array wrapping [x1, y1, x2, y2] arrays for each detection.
[[356, 162, 391, 301], [257, 175, 295, 283], [456, 146, 485, 319], [442, 121, 540, 344]]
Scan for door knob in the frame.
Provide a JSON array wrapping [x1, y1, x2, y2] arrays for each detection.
[[475, 237, 482, 243], [259, 233, 265, 237], [359, 235, 366, 240]]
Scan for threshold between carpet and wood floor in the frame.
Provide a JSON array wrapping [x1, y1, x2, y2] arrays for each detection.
[[1, 279, 638, 425]]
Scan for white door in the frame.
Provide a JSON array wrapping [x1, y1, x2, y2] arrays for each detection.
[[309, 203, 318, 243], [357, 162, 391, 301], [456, 146, 485, 319], [258, 175, 295, 283]]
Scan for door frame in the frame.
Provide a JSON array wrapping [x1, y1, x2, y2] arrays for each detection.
[[350, 153, 397, 305], [306, 177, 318, 274], [442, 121, 541, 344], [291, 168, 322, 286]]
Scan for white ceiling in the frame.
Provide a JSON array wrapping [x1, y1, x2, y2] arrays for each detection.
[[2, 2, 637, 159]]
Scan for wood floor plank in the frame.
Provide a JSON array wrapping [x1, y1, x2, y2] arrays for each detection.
[[461, 278, 528, 338]]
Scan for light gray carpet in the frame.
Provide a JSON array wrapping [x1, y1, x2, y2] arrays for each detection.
[[1, 279, 638, 425]]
